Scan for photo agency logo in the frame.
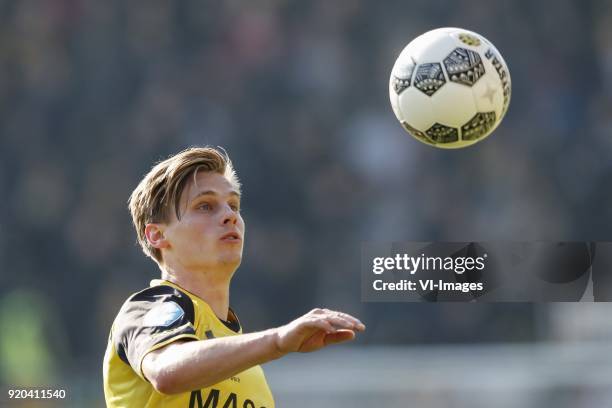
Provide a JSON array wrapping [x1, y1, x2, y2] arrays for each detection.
[[371, 252, 487, 275], [362, 242, 606, 302]]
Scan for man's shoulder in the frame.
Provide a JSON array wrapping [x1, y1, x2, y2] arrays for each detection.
[[127, 283, 191, 303], [114, 283, 196, 325], [108, 282, 199, 369]]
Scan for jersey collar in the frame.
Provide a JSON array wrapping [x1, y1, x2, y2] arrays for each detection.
[[150, 279, 242, 333]]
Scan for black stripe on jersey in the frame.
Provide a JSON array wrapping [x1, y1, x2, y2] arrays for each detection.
[[113, 285, 197, 370], [220, 318, 241, 333], [224, 307, 242, 333]]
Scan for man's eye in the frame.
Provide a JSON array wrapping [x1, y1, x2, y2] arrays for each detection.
[[198, 203, 212, 211], [230, 204, 240, 212]]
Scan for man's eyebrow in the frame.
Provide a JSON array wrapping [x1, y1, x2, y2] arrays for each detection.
[[190, 190, 241, 202]]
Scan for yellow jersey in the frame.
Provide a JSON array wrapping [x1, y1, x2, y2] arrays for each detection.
[[103, 279, 275, 407]]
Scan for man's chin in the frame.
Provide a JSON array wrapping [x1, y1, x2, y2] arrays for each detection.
[[218, 253, 242, 269]]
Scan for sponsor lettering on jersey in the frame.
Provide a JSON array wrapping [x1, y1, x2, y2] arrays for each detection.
[[189, 389, 263, 408]]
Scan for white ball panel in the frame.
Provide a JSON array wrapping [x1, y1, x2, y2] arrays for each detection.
[[389, 78, 402, 120], [470, 70, 504, 118], [482, 44, 512, 121], [493, 46, 512, 117], [448, 28, 489, 44], [404, 30, 458, 63], [391, 52, 416, 79], [485, 41, 511, 80], [429, 82, 477, 127], [397, 86, 435, 131]]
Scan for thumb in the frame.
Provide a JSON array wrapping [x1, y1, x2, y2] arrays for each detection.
[[324, 329, 355, 346]]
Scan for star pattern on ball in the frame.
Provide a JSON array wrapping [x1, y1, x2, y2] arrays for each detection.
[[482, 83, 497, 104]]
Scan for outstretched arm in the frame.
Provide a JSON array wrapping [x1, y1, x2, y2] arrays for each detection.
[[142, 308, 365, 394]]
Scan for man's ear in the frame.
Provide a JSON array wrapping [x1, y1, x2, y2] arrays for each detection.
[[145, 224, 170, 250]]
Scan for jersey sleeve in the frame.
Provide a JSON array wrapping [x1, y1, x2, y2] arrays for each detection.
[[112, 285, 199, 380]]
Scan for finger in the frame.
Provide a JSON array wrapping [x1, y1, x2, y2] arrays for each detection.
[[325, 315, 360, 331], [305, 317, 337, 333], [333, 312, 366, 331], [324, 330, 355, 346], [323, 310, 366, 331]]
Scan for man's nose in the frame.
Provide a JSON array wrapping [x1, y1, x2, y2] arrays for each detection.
[[221, 205, 237, 225]]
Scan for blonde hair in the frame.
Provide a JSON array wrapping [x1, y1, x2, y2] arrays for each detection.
[[128, 147, 241, 262]]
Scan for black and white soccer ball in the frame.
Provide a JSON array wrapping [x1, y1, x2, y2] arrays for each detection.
[[389, 28, 511, 148]]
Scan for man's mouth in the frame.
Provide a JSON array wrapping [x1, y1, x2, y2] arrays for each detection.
[[220, 232, 241, 241]]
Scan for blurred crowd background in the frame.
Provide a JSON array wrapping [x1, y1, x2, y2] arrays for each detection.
[[2, 0, 612, 406]]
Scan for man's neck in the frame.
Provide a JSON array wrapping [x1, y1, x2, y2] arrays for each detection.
[[160, 266, 232, 321]]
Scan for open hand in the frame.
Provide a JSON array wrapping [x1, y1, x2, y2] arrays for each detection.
[[274, 308, 366, 353]]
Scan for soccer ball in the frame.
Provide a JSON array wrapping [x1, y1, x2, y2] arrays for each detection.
[[389, 27, 511, 148]]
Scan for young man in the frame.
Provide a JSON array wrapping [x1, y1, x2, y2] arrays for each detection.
[[103, 147, 365, 407]]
